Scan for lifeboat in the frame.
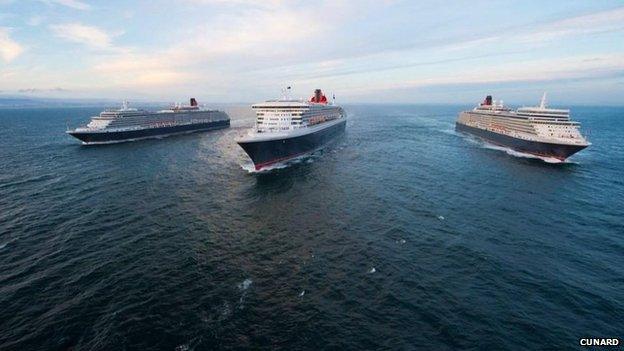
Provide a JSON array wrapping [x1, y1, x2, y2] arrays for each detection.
[[310, 89, 328, 104]]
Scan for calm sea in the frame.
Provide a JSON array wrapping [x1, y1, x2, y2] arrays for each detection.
[[0, 104, 622, 350]]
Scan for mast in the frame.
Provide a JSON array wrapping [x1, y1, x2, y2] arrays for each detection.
[[540, 92, 547, 109]]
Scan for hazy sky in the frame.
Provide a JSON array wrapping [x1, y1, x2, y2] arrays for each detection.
[[1, 0, 623, 104]]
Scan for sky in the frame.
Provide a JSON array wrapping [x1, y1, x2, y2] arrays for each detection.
[[0, 0, 623, 104]]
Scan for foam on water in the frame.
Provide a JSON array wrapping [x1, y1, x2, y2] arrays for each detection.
[[459, 133, 574, 164], [438, 127, 458, 136], [0, 238, 16, 250], [240, 161, 287, 173], [480, 143, 569, 163], [238, 278, 252, 291], [240, 152, 318, 173]]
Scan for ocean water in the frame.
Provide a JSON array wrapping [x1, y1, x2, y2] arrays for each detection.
[[0, 104, 622, 350]]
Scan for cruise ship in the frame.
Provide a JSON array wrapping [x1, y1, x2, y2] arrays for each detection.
[[237, 88, 346, 170], [67, 99, 230, 144], [456, 94, 590, 160]]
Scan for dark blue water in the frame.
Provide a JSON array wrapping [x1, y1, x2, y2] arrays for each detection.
[[0, 105, 622, 350]]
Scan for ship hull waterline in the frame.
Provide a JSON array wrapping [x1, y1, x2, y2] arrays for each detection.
[[238, 119, 346, 170], [456, 122, 588, 161], [67, 120, 230, 145]]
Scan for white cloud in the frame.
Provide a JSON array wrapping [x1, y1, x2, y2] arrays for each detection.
[[514, 7, 624, 44], [441, 6, 624, 52], [182, 0, 284, 8], [194, 8, 321, 54], [41, 0, 90, 10], [348, 54, 624, 94], [89, 2, 334, 87], [272, 6, 624, 86], [27, 15, 44, 26], [0, 27, 24, 63], [50, 23, 118, 50]]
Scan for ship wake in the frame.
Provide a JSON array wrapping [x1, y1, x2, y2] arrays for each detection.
[[461, 134, 575, 164], [481, 142, 571, 163], [240, 153, 319, 173]]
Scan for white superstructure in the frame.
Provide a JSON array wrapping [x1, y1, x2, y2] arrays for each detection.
[[241, 88, 345, 141], [457, 93, 589, 146], [237, 88, 347, 170], [252, 100, 344, 132]]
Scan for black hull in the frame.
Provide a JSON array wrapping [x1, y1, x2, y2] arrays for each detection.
[[68, 120, 230, 144], [238, 120, 346, 170], [456, 122, 588, 160]]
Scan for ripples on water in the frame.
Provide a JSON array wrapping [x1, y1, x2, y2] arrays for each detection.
[[0, 105, 622, 350]]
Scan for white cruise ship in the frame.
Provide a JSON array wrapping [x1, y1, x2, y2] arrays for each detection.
[[456, 93, 590, 160], [237, 88, 346, 170], [67, 99, 230, 144]]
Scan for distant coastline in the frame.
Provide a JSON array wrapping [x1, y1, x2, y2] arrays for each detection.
[[1, 96, 623, 109], [0, 96, 117, 108]]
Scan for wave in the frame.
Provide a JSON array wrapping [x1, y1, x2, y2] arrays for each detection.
[[461, 134, 575, 164], [0, 237, 18, 250], [238, 278, 252, 291], [481, 143, 570, 163], [438, 128, 457, 136], [240, 160, 289, 173], [240, 153, 319, 174]]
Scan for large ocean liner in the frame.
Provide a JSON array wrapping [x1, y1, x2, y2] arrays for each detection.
[[67, 98, 230, 144], [237, 88, 346, 170], [456, 94, 589, 160]]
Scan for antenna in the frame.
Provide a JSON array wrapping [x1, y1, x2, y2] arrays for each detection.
[[540, 92, 547, 109], [281, 86, 292, 100]]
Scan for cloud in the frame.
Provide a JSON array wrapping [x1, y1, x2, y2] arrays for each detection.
[[41, 0, 90, 10], [27, 15, 44, 26], [92, 53, 192, 87], [90, 2, 334, 87], [17, 87, 69, 93], [348, 54, 624, 94], [263, 6, 624, 86], [194, 8, 321, 54], [519, 7, 622, 43], [440, 6, 624, 52], [50, 23, 118, 50], [0, 27, 24, 63], [514, 7, 624, 44], [182, 0, 284, 8]]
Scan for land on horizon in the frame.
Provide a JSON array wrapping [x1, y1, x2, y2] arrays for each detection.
[[1, 95, 623, 109]]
